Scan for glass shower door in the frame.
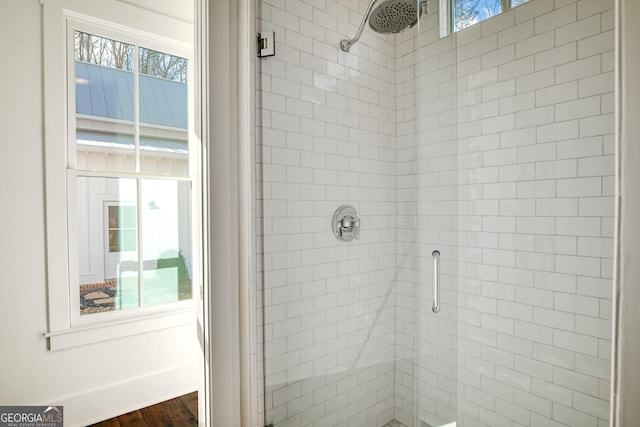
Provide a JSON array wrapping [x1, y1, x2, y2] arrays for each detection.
[[257, 0, 460, 425], [258, 0, 411, 423]]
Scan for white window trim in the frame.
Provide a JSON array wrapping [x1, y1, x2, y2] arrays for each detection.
[[42, 0, 200, 351]]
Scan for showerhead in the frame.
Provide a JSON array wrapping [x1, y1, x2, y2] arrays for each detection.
[[369, 0, 421, 34], [340, 0, 428, 52]]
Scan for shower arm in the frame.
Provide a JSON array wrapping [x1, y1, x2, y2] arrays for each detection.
[[340, 0, 380, 52]]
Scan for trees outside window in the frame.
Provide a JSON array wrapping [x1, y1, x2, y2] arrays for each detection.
[[74, 31, 187, 83], [451, 0, 530, 33]]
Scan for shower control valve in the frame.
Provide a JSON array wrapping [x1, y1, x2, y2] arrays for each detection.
[[340, 215, 358, 235], [332, 205, 360, 242]]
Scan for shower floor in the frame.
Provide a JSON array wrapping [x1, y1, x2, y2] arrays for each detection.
[[383, 420, 433, 427]]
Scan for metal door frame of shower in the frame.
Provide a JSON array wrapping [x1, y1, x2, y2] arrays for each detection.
[[612, 0, 640, 425]]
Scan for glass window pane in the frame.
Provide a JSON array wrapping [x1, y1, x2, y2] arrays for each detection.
[[122, 205, 137, 228], [74, 31, 134, 71], [510, 0, 530, 7], [108, 205, 119, 228], [121, 229, 138, 252], [108, 230, 120, 252], [75, 31, 136, 173], [138, 47, 189, 176], [77, 176, 139, 315], [139, 48, 188, 82], [140, 180, 192, 306], [452, 0, 503, 32]]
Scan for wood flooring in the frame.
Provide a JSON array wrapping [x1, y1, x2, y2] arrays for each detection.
[[89, 392, 197, 427]]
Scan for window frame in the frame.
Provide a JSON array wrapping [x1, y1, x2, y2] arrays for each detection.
[[43, 0, 200, 350]]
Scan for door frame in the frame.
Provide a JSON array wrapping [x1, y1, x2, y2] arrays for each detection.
[[197, 0, 252, 425]]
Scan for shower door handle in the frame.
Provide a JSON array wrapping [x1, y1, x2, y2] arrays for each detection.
[[432, 250, 440, 313]]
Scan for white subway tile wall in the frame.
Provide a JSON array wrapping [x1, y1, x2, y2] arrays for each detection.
[[255, 0, 614, 426], [258, 0, 399, 426]]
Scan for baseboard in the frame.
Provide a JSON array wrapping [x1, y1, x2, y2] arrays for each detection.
[[43, 362, 199, 426]]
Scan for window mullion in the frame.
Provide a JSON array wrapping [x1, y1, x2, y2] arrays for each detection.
[[136, 178, 144, 308], [134, 45, 144, 309], [76, 169, 193, 181], [503, 0, 510, 12], [134, 45, 141, 173]]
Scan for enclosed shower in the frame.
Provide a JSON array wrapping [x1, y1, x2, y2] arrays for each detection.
[[255, 0, 615, 425]]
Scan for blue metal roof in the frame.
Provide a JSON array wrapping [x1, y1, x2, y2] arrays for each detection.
[[75, 62, 188, 129]]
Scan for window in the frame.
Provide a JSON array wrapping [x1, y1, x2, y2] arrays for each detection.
[[74, 30, 193, 318], [43, 1, 199, 349], [445, 0, 532, 34]]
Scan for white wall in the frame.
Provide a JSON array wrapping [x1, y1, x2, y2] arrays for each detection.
[[0, 2, 198, 425]]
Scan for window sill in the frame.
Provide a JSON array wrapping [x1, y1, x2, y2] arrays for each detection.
[[45, 307, 196, 351]]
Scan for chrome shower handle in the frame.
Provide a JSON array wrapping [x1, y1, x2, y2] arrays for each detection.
[[432, 250, 440, 313], [332, 205, 360, 242], [339, 215, 359, 238]]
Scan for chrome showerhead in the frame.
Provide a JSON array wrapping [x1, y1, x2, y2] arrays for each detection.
[[340, 0, 427, 52], [369, 0, 421, 34]]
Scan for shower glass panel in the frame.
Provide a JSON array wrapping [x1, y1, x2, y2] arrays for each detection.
[[259, 0, 616, 426], [258, 0, 459, 426]]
